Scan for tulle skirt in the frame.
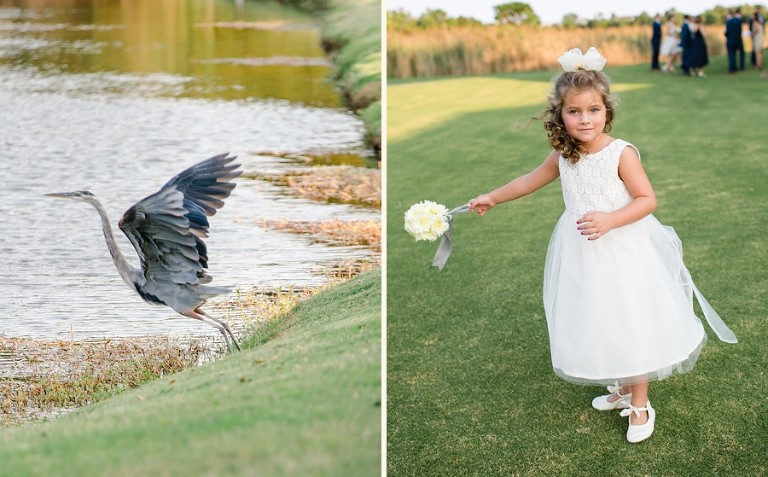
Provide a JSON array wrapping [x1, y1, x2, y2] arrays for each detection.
[[543, 211, 711, 386]]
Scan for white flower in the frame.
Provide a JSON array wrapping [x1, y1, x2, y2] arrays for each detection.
[[404, 200, 450, 242]]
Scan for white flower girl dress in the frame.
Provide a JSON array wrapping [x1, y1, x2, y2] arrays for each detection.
[[543, 139, 736, 386]]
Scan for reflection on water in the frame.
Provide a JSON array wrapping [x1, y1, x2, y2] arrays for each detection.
[[0, 0, 378, 343], [0, 0, 340, 105]]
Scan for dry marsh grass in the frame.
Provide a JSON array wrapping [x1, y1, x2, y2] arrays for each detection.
[[0, 336, 206, 425], [388, 24, 726, 78], [252, 150, 377, 168], [257, 219, 381, 252], [256, 218, 381, 281], [322, 257, 380, 281], [253, 165, 381, 207], [250, 161, 382, 279], [215, 286, 316, 324]]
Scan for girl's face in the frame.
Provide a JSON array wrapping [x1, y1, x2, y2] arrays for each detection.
[[561, 88, 607, 149]]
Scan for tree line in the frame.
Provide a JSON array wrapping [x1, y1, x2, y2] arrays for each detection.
[[388, 2, 767, 30]]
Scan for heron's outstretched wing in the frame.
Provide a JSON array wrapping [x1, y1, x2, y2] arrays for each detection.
[[118, 153, 242, 286]]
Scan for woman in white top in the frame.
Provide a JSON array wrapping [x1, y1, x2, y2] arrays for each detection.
[[753, 11, 764, 70], [660, 14, 682, 72]]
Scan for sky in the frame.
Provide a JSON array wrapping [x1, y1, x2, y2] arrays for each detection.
[[385, 0, 731, 25]]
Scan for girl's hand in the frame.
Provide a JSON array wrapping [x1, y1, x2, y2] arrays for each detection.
[[469, 194, 495, 216], [577, 211, 615, 240]]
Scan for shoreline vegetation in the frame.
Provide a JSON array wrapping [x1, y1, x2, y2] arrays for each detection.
[[279, 0, 381, 157], [0, 271, 380, 475], [387, 4, 764, 78], [0, 282, 331, 426], [0, 336, 208, 426], [249, 165, 381, 207]]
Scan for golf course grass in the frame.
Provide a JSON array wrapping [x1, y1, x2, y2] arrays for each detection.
[[0, 270, 381, 476], [387, 56, 767, 475]]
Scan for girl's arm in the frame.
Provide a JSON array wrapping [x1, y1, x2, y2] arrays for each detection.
[[469, 150, 560, 215], [577, 145, 657, 240]]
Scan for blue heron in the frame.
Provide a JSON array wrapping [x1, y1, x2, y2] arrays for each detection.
[[46, 153, 243, 352]]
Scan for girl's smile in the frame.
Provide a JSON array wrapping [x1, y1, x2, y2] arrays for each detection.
[[561, 88, 608, 152]]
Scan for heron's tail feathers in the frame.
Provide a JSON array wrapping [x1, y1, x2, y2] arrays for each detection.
[[199, 285, 233, 299]]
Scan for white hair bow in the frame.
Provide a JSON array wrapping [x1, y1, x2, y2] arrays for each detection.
[[557, 47, 607, 72]]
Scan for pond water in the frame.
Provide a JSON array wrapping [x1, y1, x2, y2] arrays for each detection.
[[0, 0, 378, 343]]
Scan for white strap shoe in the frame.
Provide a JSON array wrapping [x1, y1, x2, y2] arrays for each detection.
[[620, 401, 656, 443], [591, 385, 632, 411]]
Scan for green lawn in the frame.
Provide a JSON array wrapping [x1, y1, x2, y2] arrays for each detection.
[[0, 271, 381, 477], [387, 56, 768, 476]]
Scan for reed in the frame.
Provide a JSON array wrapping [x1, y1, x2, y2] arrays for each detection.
[[0, 337, 206, 426], [250, 165, 382, 207], [257, 218, 381, 252], [216, 286, 316, 328], [388, 24, 726, 78], [322, 257, 381, 281]]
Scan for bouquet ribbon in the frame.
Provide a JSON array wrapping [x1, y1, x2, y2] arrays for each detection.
[[432, 203, 471, 271]]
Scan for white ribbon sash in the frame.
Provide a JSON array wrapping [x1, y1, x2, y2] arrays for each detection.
[[432, 204, 471, 271]]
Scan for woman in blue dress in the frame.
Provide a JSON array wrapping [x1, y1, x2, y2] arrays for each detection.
[[691, 16, 709, 77]]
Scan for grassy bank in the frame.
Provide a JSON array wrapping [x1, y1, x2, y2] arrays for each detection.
[[387, 56, 767, 475], [0, 270, 381, 476], [279, 0, 381, 155], [320, 0, 381, 155], [388, 24, 727, 78]]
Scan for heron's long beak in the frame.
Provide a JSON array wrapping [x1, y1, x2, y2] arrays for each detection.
[[45, 192, 77, 199]]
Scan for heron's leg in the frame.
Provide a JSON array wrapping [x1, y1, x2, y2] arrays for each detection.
[[182, 309, 232, 353], [197, 308, 241, 352]]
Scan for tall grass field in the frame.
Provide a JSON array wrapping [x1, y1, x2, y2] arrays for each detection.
[[387, 57, 767, 475], [387, 24, 734, 78]]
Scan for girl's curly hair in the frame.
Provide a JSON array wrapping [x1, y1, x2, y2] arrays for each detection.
[[541, 69, 616, 164]]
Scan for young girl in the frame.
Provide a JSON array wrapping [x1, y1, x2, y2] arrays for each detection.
[[469, 48, 737, 444]]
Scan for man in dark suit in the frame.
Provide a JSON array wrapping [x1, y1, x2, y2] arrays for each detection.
[[680, 16, 694, 75], [749, 6, 765, 66], [725, 9, 745, 73], [651, 14, 662, 70]]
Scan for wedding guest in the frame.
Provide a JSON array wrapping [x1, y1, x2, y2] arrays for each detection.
[[752, 10, 764, 70], [651, 14, 662, 71], [749, 6, 764, 65], [680, 16, 694, 76], [691, 16, 709, 77], [660, 14, 681, 73], [725, 9, 745, 73]]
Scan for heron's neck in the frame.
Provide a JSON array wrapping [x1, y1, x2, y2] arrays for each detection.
[[88, 198, 140, 287]]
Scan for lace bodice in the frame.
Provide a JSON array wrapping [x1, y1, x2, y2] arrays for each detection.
[[559, 139, 636, 215]]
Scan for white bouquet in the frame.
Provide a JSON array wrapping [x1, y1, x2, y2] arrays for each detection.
[[404, 201, 470, 270], [404, 200, 450, 242]]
